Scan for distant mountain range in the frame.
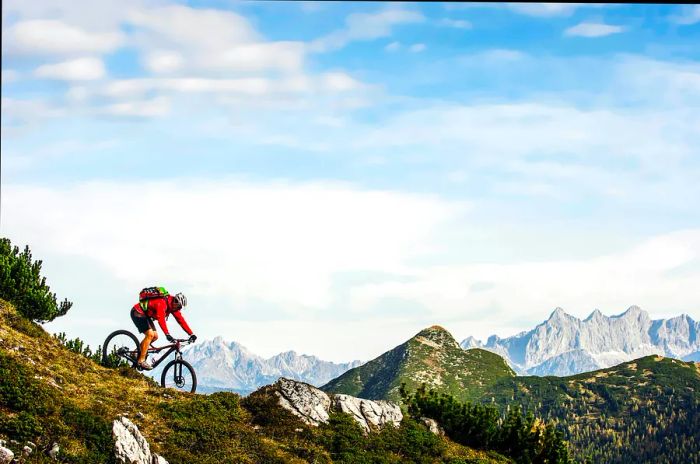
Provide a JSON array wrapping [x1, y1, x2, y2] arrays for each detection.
[[163, 336, 363, 394], [460, 305, 700, 376]]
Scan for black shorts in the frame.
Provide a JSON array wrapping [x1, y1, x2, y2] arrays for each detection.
[[131, 308, 156, 334]]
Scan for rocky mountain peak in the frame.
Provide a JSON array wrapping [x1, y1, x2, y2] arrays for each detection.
[[414, 325, 459, 348], [547, 307, 570, 322], [585, 309, 604, 321], [621, 305, 643, 316], [461, 336, 482, 348]]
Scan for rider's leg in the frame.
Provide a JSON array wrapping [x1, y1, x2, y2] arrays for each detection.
[[138, 329, 157, 364]]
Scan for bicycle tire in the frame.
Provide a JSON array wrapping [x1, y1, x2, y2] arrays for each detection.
[[102, 329, 140, 368], [161, 359, 197, 393]]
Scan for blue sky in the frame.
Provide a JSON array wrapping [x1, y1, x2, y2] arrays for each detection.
[[2, 2, 700, 361]]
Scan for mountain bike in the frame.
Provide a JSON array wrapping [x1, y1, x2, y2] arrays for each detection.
[[101, 329, 197, 393]]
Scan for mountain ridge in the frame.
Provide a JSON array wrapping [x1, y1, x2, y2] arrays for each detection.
[[461, 305, 700, 376], [160, 336, 363, 394]]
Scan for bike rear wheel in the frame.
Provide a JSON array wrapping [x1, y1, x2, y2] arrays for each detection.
[[161, 359, 197, 393], [102, 330, 140, 368]]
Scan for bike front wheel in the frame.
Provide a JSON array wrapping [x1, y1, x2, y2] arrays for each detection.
[[161, 359, 197, 393], [102, 330, 140, 368]]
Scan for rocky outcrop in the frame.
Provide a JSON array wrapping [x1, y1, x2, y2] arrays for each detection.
[[112, 416, 169, 464], [276, 377, 331, 426], [332, 394, 403, 433], [274, 378, 402, 431]]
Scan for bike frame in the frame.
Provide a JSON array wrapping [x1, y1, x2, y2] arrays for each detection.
[[144, 339, 189, 368]]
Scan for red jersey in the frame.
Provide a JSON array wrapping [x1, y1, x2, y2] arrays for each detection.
[[132, 295, 192, 336]]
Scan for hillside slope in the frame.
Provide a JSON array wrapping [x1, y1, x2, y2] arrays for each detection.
[[0, 300, 509, 463], [322, 325, 515, 402], [482, 356, 700, 463]]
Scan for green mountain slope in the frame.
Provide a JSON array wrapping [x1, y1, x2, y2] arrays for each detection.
[[322, 326, 515, 402], [482, 356, 700, 463]]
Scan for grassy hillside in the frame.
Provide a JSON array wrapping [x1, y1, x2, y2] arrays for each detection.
[[0, 300, 509, 463], [322, 326, 515, 403], [481, 357, 700, 463]]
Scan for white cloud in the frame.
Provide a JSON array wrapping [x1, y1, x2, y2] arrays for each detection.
[[310, 7, 424, 52], [128, 6, 305, 75], [143, 51, 185, 74], [101, 96, 171, 117], [506, 3, 586, 17], [565, 22, 624, 38], [439, 18, 472, 29], [321, 72, 363, 92], [385, 41, 401, 52], [1, 97, 64, 134], [5, 19, 124, 56], [410, 43, 426, 53], [299, 2, 325, 13], [3, 180, 465, 316], [34, 57, 106, 81], [128, 5, 259, 49], [353, 102, 699, 168], [671, 5, 700, 25], [94, 73, 362, 100]]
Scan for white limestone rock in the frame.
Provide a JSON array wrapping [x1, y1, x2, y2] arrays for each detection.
[[333, 394, 402, 432], [49, 443, 60, 460], [112, 416, 169, 464], [275, 378, 331, 426], [0, 446, 13, 464], [274, 378, 402, 432], [421, 417, 444, 436]]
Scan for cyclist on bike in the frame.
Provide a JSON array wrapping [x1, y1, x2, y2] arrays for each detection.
[[130, 291, 196, 370]]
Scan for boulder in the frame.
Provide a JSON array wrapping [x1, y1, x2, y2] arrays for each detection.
[[275, 377, 331, 426], [420, 417, 444, 436], [273, 378, 403, 432], [0, 446, 13, 464], [112, 416, 169, 464], [48, 443, 60, 460], [333, 394, 402, 432]]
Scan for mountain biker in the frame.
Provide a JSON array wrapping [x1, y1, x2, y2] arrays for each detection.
[[130, 291, 196, 370]]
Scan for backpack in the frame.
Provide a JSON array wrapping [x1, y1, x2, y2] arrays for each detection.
[[139, 286, 169, 313]]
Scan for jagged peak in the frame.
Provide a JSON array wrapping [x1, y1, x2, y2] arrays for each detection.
[[461, 335, 482, 345], [547, 307, 571, 321], [614, 305, 648, 319], [414, 325, 459, 348], [584, 309, 605, 321]]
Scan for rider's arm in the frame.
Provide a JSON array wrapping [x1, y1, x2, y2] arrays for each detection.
[[152, 299, 170, 335], [171, 310, 193, 336]]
